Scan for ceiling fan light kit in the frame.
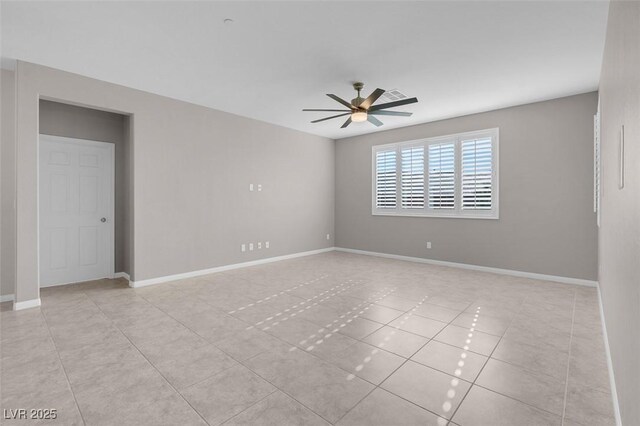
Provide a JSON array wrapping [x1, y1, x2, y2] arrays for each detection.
[[303, 82, 418, 128], [351, 111, 368, 122]]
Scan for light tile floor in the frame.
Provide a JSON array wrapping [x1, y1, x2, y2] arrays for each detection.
[[0, 252, 615, 425]]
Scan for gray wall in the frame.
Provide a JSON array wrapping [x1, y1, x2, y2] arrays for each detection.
[[11, 61, 335, 302], [1, 69, 16, 298], [598, 1, 640, 424], [38, 100, 132, 276], [336, 93, 598, 281]]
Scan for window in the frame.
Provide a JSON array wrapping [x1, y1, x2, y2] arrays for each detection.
[[372, 128, 498, 219]]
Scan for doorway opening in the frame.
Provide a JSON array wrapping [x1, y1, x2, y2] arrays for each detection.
[[38, 100, 132, 288]]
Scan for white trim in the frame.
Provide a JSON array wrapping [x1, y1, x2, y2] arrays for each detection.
[[13, 298, 42, 311], [129, 247, 335, 288], [0, 294, 15, 303], [597, 284, 622, 426], [114, 272, 130, 281], [372, 211, 499, 220], [334, 247, 597, 287]]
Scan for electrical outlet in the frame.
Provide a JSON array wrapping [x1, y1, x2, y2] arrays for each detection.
[[427, 242, 432, 249], [257, 184, 262, 192], [249, 183, 254, 191], [258, 242, 262, 249], [326, 234, 331, 240], [241, 244, 246, 252], [249, 243, 254, 251], [265, 241, 270, 249]]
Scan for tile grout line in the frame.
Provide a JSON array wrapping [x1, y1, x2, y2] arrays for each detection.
[[233, 357, 334, 424], [336, 292, 562, 426], [131, 286, 320, 423], [221, 288, 433, 425], [242, 286, 401, 368], [38, 308, 88, 426], [85, 291, 214, 426], [435, 305, 483, 424], [402, 299, 478, 425], [561, 290, 578, 425], [354, 301, 465, 344], [445, 298, 525, 425], [144, 279, 391, 378], [133, 285, 334, 393], [292, 287, 397, 354], [227, 274, 331, 314], [29, 265, 592, 426], [333, 297, 474, 425], [136, 277, 377, 363], [445, 293, 580, 423], [125, 282, 576, 411], [137, 280, 399, 424], [200, 277, 367, 328], [252, 280, 367, 333], [219, 388, 280, 425], [133, 291, 260, 392]]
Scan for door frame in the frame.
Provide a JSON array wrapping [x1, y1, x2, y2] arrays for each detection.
[[37, 134, 116, 288]]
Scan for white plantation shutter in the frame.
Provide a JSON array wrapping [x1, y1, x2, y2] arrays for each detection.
[[461, 137, 493, 210], [401, 146, 425, 208], [372, 128, 497, 218], [428, 143, 455, 209], [375, 150, 397, 209]]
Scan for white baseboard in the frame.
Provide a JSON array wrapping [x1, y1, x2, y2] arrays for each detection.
[[597, 284, 622, 426], [129, 247, 335, 288], [114, 272, 130, 281], [13, 298, 41, 311], [334, 247, 598, 287], [0, 294, 15, 303]]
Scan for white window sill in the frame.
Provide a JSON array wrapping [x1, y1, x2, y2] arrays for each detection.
[[372, 211, 499, 220]]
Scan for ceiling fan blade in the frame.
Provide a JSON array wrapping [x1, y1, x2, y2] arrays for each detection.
[[327, 94, 355, 109], [367, 115, 384, 127], [359, 88, 385, 110], [369, 110, 413, 117], [341, 117, 352, 128], [303, 109, 351, 112], [311, 112, 351, 123], [368, 97, 418, 111]]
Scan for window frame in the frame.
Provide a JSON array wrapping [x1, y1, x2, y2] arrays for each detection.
[[371, 128, 499, 219]]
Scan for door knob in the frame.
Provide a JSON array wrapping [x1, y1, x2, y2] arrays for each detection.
[[101, 217, 107, 223]]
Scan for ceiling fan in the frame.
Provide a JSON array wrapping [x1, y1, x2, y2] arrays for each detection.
[[303, 82, 418, 128]]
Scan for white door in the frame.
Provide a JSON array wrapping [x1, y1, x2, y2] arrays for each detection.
[[39, 135, 115, 287]]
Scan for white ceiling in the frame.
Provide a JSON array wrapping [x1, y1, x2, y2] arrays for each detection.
[[1, 1, 609, 140]]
